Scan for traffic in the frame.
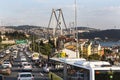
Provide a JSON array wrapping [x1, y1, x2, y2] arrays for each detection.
[[0, 44, 50, 80]]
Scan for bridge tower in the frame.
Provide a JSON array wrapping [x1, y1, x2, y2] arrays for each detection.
[[47, 8, 67, 38]]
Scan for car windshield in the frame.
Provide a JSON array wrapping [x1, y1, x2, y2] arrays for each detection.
[[23, 63, 30, 66], [20, 74, 31, 77], [0, 65, 9, 69], [4, 62, 9, 64]]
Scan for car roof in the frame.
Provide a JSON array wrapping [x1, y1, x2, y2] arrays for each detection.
[[18, 72, 32, 75], [3, 62, 10, 63], [21, 62, 28, 64]]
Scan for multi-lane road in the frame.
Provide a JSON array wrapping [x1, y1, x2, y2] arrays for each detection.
[[0, 45, 50, 80]]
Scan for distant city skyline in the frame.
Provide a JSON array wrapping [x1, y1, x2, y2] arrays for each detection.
[[0, 0, 120, 30]]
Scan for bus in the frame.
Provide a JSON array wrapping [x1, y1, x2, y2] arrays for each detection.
[[50, 58, 120, 80]]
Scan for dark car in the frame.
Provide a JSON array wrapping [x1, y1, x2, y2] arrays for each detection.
[[0, 74, 4, 80]]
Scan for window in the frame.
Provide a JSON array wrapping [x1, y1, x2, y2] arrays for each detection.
[[20, 74, 31, 77], [95, 70, 120, 80], [67, 65, 89, 80]]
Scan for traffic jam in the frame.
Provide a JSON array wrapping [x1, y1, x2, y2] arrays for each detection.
[[0, 44, 51, 80]]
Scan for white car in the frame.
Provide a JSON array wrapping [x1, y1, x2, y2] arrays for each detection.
[[21, 62, 32, 71], [12, 52, 17, 59], [5, 50, 10, 54], [2, 62, 12, 68], [43, 67, 50, 72], [17, 72, 34, 80], [21, 57, 27, 62], [43, 64, 50, 72]]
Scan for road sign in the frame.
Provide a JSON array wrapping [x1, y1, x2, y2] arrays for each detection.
[[15, 40, 27, 44]]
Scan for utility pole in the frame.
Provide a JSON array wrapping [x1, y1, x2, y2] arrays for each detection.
[[32, 32, 35, 52], [75, 0, 79, 58]]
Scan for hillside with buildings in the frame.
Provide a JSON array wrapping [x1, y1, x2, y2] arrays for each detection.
[[2, 26, 120, 41], [78, 29, 120, 41]]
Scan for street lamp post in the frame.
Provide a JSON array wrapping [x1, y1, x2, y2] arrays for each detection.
[[75, 0, 79, 58]]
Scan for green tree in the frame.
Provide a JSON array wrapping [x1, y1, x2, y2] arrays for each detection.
[[48, 39, 55, 48], [40, 43, 52, 55], [104, 49, 113, 54], [0, 36, 2, 42], [39, 40, 44, 46], [101, 54, 106, 61], [88, 54, 100, 60], [82, 54, 88, 59], [5, 31, 27, 40]]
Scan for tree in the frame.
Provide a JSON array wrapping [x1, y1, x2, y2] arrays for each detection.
[[39, 43, 52, 55], [104, 49, 113, 54], [82, 54, 88, 59], [39, 40, 44, 46], [5, 31, 27, 40], [0, 36, 2, 42], [101, 54, 106, 61], [88, 54, 101, 60], [48, 39, 55, 48]]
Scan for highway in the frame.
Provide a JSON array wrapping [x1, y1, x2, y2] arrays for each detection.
[[0, 45, 50, 80]]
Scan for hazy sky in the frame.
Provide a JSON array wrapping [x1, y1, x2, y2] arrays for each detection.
[[0, 0, 120, 29]]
